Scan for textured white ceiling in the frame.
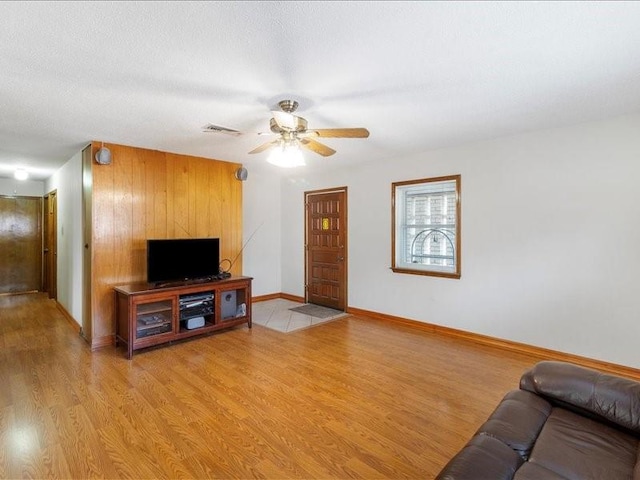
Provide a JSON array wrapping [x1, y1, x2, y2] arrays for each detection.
[[2, 1, 640, 180]]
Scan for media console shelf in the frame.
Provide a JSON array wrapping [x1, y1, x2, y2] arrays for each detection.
[[114, 276, 252, 359]]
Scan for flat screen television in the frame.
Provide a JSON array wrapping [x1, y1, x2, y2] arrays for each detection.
[[147, 238, 220, 285]]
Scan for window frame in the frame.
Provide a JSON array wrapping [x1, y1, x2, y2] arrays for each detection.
[[391, 174, 461, 279]]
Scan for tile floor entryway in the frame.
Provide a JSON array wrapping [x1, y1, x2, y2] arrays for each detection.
[[252, 298, 350, 333]]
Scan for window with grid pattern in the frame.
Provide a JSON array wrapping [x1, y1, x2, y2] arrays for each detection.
[[392, 175, 461, 278]]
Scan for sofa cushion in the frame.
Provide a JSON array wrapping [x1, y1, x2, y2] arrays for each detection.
[[436, 434, 524, 480], [476, 390, 552, 459], [522, 407, 639, 480], [513, 462, 568, 480], [520, 361, 640, 435]]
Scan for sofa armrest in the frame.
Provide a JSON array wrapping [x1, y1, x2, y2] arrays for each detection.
[[519, 361, 640, 435]]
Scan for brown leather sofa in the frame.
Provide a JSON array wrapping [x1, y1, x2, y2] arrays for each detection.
[[436, 361, 640, 479]]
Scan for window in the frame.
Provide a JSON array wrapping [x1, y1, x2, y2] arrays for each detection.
[[392, 175, 461, 278]]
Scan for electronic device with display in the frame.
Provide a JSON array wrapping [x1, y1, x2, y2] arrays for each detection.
[[147, 238, 220, 286]]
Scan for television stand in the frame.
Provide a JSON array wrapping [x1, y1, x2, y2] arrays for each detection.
[[114, 276, 252, 359]]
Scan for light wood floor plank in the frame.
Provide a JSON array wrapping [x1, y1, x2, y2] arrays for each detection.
[[0, 292, 554, 478]]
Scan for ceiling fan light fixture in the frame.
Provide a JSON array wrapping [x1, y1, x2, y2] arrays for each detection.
[[205, 98, 369, 160], [267, 141, 305, 168]]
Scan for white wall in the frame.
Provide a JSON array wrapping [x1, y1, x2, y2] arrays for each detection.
[[0, 178, 44, 196], [280, 176, 308, 296], [242, 165, 282, 296], [45, 150, 84, 325], [246, 113, 640, 369]]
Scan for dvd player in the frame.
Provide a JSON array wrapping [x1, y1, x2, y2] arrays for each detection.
[[179, 291, 214, 321], [179, 291, 214, 306], [180, 304, 213, 320]]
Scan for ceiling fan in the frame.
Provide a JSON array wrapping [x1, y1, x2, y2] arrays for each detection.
[[203, 99, 369, 160]]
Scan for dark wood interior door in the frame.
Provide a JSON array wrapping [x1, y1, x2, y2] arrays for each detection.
[[305, 188, 347, 311], [0, 196, 43, 294]]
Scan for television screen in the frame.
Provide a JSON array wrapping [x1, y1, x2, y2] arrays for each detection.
[[147, 238, 220, 284]]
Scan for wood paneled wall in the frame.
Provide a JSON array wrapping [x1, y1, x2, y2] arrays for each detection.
[[89, 142, 242, 345]]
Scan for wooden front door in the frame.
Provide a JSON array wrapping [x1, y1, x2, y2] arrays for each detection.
[[0, 195, 43, 294], [305, 188, 347, 311]]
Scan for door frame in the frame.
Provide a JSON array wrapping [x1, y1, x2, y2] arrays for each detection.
[[43, 189, 58, 299], [304, 186, 348, 310], [81, 145, 93, 344]]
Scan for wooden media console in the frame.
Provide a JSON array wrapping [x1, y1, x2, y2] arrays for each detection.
[[114, 276, 252, 359]]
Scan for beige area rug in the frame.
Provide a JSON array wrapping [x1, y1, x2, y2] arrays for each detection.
[[252, 299, 350, 333]]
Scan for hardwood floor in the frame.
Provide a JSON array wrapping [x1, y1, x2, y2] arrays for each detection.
[[0, 293, 546, 479]]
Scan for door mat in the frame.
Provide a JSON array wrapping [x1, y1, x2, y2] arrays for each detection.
[[289, 304, 345, 319]]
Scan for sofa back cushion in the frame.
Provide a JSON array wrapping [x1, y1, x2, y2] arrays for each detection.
[[520, 361, 640, 435]]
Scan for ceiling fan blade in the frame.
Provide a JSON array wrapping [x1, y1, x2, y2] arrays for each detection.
[[313, 128, 370, 138], [271, 111, 307, 131], [300, 138, 336, 157], [249, 139, 279, 154], [296, 130, 320, 138]]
